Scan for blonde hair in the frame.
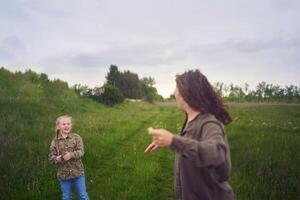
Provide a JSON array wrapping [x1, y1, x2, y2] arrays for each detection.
[[55, 115, 73, 133]]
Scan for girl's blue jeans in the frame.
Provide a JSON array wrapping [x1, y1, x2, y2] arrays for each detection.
[[59, 175, 89, 200]]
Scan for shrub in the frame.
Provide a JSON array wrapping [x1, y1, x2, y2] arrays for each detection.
[[99, 84, 124, 106]]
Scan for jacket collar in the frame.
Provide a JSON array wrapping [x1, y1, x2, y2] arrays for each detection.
[[180, 113, 209, 136], [56, 132, 73, 140]]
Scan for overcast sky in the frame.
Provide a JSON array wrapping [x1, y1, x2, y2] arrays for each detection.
[[1, 0, 300, 97]]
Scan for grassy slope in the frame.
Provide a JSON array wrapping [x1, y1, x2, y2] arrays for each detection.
[[1, 68, 299, 199], [0, 69, 182, 199]]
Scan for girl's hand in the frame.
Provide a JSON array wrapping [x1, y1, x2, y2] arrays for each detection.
[[144, 142, 159, 153], [63, 152, 72, 161], [55, 155, 62, 163]]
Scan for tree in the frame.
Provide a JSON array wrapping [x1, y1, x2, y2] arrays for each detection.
[[264, 84, 274, 100], [213, 82, 224, 97], [244, 83, 249, 95], [103, 65, 163, 102], [140, 77, 157, 103], [39, 73, 49, 82], [98, 84, 124, 106], [118, 70, 142, 99], [105, 65, 143, 99], [285, 85, 296, 102], [106, 65, 120, 86], [168, 94, 175, 100], [255, 82, 267, 100], [72, 84, 92, 97]]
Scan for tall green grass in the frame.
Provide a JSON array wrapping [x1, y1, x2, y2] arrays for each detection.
[[228, 105, 300, 199], [1, 69, 299, 199]]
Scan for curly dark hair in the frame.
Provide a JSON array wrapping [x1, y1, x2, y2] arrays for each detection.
[[175, 69, 231, 125]]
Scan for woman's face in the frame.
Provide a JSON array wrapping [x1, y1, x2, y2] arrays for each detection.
[[175, 87, 186, 111], [57, 117, 72, 134]]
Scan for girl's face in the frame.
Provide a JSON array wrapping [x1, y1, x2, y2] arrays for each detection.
[[57, 117, 72, 134]]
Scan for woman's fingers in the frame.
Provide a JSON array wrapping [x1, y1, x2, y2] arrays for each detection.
[[150, 144, 158, 152], [145, 128, 171, 153], [144, 142, 158, 153], [144, 143, 152, 153], [144, 143, 155, 153]]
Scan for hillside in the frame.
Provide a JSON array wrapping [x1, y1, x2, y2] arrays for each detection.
[[1, 67, 299, 199], [0, 68, 175, 199]]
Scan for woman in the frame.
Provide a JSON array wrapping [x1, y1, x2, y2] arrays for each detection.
[[145, 69, 234, 200]]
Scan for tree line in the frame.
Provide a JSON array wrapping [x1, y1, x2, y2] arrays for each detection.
[[167, 81, 300, 103], [212, 81, 300, 102], [2, 66, 298, 105], [73, 65, 163, 105]]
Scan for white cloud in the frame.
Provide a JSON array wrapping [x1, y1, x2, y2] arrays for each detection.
[[1, 0, 300, 97]]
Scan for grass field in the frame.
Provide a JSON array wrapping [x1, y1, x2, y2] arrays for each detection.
[[1, 102, 299, 199], [228, 104, 300, 199], [1, 70, 299, 199]]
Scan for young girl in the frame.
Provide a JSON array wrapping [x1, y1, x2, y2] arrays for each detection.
[[145, 69, 235, 200], [49, 115, 89, 200]]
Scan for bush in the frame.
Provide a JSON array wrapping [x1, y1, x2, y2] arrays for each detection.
[[99, 84, 124, 106]]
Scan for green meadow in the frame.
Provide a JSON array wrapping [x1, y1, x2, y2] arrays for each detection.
[[0, 69, 299, 199]]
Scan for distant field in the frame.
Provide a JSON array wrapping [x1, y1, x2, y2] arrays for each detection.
[[1, 101, 299, 199], [157, 101, 300, 108]]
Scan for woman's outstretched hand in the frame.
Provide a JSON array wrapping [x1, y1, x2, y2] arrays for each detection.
[[144, 128, 174, 153]]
